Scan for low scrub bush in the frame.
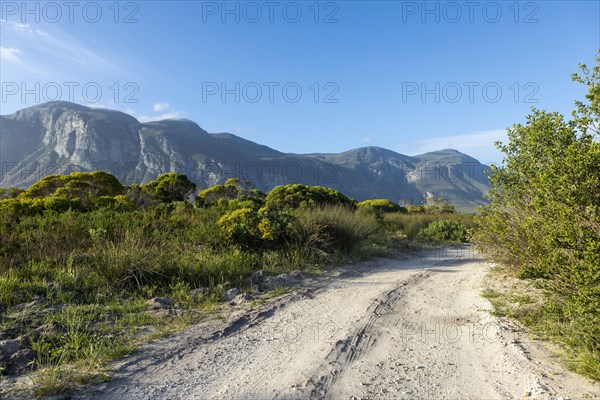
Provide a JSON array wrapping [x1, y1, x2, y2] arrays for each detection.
[[419, 220, 467, 242], [384, 212, 474, 241], [357, 199, 406, 221]]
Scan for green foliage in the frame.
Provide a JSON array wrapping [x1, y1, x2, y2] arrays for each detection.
[[0, 187, 24, 200], [145, 173, 196, 203], [257, 207, 294, 243], [95, 195, 136, 211], [217, 207, 261, 247], [0, 172, 197, 223], [0, 197, 44, 223], [0, 171, 130, 221], [196, 179, 265, 211], [406, 198, 455, 214], [357, 199, 407, 219], [22, 171, 124, 200], [384, 212, 474, 242], [196, 182, 240, 206], [265, 184, 356, 211], [419, 220, 467, 242], [124, 184, 155, 207], [216, 206, 294, 248], [474, 52, 600, 379]]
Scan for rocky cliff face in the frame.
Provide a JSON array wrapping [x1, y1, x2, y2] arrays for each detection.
[[0, 101, 490, 211]]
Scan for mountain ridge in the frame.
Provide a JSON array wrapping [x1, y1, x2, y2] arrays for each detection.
[[0, 102, 491, 211]]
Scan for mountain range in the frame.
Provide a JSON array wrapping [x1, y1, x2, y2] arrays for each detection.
[[0, 102, 490, 211]]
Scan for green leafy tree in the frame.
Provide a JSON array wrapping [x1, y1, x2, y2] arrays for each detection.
[[146, 173, 196, 203], [405, 198, 454, 214], [357, 199, 407, 221], [21, 171, 124, 200], [196, 179, 265, 210], [474, 52, 600, 378], [1, 171, 131, 220], [124, 184, 155, 207], [265, 184, 356, 211], [357, 199, 406, 213], [16, 171, 124, 211]]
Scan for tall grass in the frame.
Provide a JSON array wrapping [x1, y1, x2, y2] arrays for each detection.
[[293, 205, 382, 253]]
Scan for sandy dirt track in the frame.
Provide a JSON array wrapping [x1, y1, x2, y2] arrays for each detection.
[[77, 245, 598, 399]]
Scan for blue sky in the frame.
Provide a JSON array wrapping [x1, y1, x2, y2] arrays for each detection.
[[1, 1, 598, 164]]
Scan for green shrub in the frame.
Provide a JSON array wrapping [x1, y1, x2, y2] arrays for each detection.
[[257, 207, 294, 243], [384, 212, 473, 240], [0, 172, 139, 221], [265, 184, 356, 211], [22, 171, 124, 200], [196, 178, 265, 209], [145, 173, 196, 203], [96, 195, 136, 211], [406, 198, 455, 214], [357, 199, 407, 219], [357, 199, 405, 213], [217, 207, 261, 248], [216, 206, 294, 248], [0, 187, 24, 200], [0, 198, 44, 223], [418, 220, 467, 242]]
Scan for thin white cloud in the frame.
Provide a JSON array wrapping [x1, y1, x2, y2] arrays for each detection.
[[0, 43, 49, 77], [129, 102, 186, 122], [0, 20, 123, 77], [153, 102, 170, 112], [361, 136, 372, 143], [89, 102, 186, 122], [0, 46, 22, 62], [137, 111, 186, 122], [2, 21, 33, 33], [36, 30, 119, 73]]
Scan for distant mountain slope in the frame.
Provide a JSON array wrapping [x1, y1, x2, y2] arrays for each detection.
[[0, 102, 491, 211]]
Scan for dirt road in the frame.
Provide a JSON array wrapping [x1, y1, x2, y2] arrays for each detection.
[[79, 245, 598, 399]]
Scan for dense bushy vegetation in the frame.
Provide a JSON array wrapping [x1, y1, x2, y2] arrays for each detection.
[[144, 172, 196, 203], [474, 54, 600, 379], [264, 184, 356, 210], [357, 199, 407, 220], [405, 198, 455, 214], [1, 171, 470, 395], [384, 212, 473, 244], [195, 178, 265, 210], [419, 220, 467, 242]]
